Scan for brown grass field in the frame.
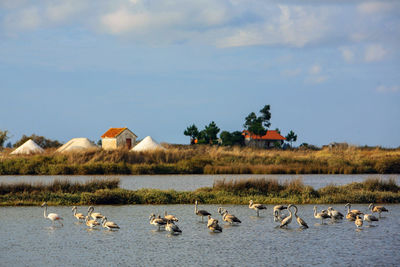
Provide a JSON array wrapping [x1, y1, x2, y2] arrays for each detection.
[[0, 144, 399, 175]]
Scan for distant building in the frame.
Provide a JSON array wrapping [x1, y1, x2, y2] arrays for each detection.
[[243, 130, 286, 148], [101, 127, 137, 150]]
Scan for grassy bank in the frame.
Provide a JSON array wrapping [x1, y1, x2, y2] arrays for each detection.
[[1, 177, 399, 206], [1, 145, 400, 175]]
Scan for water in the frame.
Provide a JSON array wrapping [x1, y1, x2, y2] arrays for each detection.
[[0, 204, 399, 266], [0, 174, 399, 190]]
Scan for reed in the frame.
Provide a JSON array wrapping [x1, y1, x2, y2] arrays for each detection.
[[1, 176, 399, 206]]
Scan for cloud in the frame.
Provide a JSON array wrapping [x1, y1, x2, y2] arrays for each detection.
[[306, 76, 328, 84], [281, 68, 301, 77], [376, 85, 399, 93], [357, 2, 394, 14], [339, 47, 355, 63], [364, 44, 387, 62], [217, 5, 331, 48], [3, 7, 41, 32], [309, 64, 321, 75], [46, 2, 86, 23]]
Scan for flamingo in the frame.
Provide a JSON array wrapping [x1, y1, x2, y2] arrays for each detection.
[[344, 203, 363, 216], [218, 208, 241, 225], [71, 206, 85, 221], [273, 210, 287, 222], [101, 217, 120, 230], [85, 215, 100, 228], [369, 203, 388, 218], [292, 205, 308, 228], [87, 206, 104, 221], [166, 220, 182, 235], [313, 206, 331, 224], [249, 200, 267, 217], [41, 202, 63, 226], [327, 207, 344, 220], [280, 204, 293, 228], [207, 215, 222, 233], [363, 214, 379, 226], [195, 201, 211, 222], [164, 211, 179, 222], [149, 213, 166, 231], [355, 215, 363, 228]]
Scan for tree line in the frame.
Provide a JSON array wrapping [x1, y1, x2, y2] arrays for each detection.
[[184, 104, 297, 147]]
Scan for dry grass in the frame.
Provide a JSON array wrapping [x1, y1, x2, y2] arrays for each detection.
[[1, 145, 399, 174]]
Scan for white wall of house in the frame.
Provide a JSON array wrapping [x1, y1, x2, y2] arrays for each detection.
[[101, 129, 137, 150]]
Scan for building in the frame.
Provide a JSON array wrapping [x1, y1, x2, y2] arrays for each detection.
[[101, 127, 137, 150], [243, 130, 286, 148]]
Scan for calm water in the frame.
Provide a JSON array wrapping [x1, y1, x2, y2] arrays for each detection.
[[0, 204, 399, 266], [0, 174, 399, 190]]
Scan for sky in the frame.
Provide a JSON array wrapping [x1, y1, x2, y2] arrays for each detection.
[[0, 0, 399, 147]]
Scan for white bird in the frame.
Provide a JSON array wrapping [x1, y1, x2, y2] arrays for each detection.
[[313, 206, 331, 224], [87, 206, 104, 221], [85, 215, 100, 228], [280, 204, 293, 228], [166, 220, 182, 235], [249, 200, 267, 217], [292, 205, 308, 229], [71, 206, 85, 221], [195, 200, 211, 222], [327, 207, 344, 220], [273, 210, 287, 222], [164, 211, 179, 222], [363, 214, 379, 226], [149, 213, 166, 231], [41, 202, 63, 226], [344, 203, 363, 216], [218, 208, 241, 224], [355, 215, 363, 228], [207, 215, 222, 233], [369, 203, 388, 218], [101, 217, 120, 230]]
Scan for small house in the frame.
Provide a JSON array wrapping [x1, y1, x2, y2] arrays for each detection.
[[243, 130, 286, 148], [101, 127, 137, 150]]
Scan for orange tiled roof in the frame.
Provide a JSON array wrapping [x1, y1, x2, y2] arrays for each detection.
[[101, 127, 128, 138], [243, 130, 286, 140]]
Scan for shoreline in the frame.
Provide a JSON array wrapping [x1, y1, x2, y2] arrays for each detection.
[[1, 177, 399, 206]]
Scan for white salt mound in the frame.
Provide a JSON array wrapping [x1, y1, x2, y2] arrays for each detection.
[[11, 139, 44, 155], [56, 138, 98, 153], [131, 136, 165, 152]]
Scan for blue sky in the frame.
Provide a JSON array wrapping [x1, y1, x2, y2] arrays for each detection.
[[0, 0, 399, 147]]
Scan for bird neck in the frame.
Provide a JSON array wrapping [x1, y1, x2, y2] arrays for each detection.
[[195, 203, 198, 213], [43, 206, 47, 218], [288, 207, 293, 218], [73, 209, 77, 216], [293, 206, 298, 216], [313, 208, 317, 216]]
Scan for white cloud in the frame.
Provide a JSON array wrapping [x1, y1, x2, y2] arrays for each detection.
[[4, 7, 41, 32], [305, 75, 328, 84], [364, 44, 387, 62], [281, 68, 301, 77], [357, 2, 393, 14], [46, 2, 86, 23], [339, 47, 355, 63], [216, 5, 331, 48], [309, 64, 321, 75], [376, 85, 399, 93]]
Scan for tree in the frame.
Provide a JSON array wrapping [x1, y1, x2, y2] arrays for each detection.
[[285, 130, 298, 147], [221, 131, 244, 146], [184, 124, 199, 144], [243, 105, 272, 136], [0, 130, 9, 150], [13, 134, 62, 149], [203, 121, 220, 144]]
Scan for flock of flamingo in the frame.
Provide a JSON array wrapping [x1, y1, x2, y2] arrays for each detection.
[[41, 200, 389, 233]]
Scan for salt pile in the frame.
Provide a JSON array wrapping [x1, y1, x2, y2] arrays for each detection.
[[131, 136, 165, 152], [11, 139, 44, 155], [56, 138, 98, 153]]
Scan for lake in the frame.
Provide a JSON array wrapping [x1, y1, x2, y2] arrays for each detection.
[[0, 203, 399, 266], [0, 174, 399, 190]]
